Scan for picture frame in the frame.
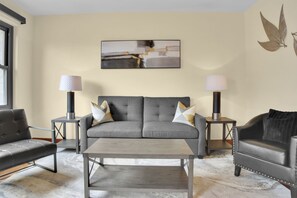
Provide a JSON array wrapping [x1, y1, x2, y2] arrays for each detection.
[[101, 40, 181, 69]]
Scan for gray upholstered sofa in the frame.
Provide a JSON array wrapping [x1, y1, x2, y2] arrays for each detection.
[[81, 96, 206, 158], [0, 109, 57, 177]]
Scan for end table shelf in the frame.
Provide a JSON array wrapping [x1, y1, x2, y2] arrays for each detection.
[[57, 139, 77, 149], [51, 116, 81, 154], [208, 140, 232, 150], [206, 117, 236, 155]]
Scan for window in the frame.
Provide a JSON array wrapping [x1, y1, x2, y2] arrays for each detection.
[[0, 20, 13, 109]]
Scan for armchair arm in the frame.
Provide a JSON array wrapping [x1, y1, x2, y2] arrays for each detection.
[[195, 113, 206, 157], [80, 113, 93, 152], [233, 113, 267, 152], [28, 126, 55, 143], [28, 126, 53, 132], [290, 136, 297, 170], [290, 136, 297, 185], [234, 113, 267, 140]]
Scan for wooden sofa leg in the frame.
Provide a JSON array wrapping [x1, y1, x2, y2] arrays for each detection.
[[291, 186, 297, 198], [234, 166, 241, 176]]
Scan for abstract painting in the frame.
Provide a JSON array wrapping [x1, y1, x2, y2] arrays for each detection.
[[101, 40, 180, 69]]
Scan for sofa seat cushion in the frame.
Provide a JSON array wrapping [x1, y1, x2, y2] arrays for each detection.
[[238, 139, 289, 166], [87, 121, 142, 138], [0, 139, 57, 171], [143, 121, 198, 139]]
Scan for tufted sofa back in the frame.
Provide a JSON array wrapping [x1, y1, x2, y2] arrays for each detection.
[[144, 97, 190, 122], [0, 109, 31, 145], [98, 96, 143, 121]]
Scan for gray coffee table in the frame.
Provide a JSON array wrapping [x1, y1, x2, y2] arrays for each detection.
[[83, 138, 194, 198]]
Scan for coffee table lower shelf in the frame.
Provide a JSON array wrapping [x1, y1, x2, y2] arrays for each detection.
[[89, 165, 189, 192]]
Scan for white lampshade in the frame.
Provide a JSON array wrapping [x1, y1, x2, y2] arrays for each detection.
[[59, 75, 82, 91], [206, 75, 227, 91]]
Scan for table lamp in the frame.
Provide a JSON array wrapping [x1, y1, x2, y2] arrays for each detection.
[[59, 75, 82, 119], [206, 75, 227, 120]]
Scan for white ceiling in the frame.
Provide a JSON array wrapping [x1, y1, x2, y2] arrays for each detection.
[[10, 0, 256, 16]]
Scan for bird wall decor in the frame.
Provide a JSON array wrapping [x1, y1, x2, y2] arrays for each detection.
[[292, 32, 297, 56], [258, 5, 287, 52]]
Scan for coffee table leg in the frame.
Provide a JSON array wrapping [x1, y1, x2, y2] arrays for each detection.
[[188, 158, 193, 198], [83, 155, 90, 198], [100, 158, 104, 166]]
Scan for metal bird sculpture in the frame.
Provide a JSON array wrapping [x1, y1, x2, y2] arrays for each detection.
[[292, 32, 297, 56], [258, 5, 287, 52]]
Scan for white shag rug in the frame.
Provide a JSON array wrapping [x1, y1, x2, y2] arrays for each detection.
[[0, 149, 290, 198]]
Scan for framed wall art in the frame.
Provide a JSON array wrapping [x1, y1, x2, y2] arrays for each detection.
[[101, 40, 181, 69]]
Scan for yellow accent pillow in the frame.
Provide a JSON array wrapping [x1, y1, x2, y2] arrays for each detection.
[[91, 100, 114, 126], [172, 101, 195, 127]]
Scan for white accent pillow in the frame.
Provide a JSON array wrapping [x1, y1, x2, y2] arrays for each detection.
[[172, 101, 195, 127], [91, 100, 114, 126]]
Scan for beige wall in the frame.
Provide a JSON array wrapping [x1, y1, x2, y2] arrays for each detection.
[[32, 12, 246, 138], [0, 0, 34, 121], [244, 0, 297, 118], [3, 0, 297, 140]]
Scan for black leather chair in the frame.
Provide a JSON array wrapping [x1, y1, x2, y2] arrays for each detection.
[[233, 111, 297, 197], [0, 109, 57, 178]]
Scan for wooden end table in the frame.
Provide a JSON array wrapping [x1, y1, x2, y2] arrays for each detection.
[[206, 117, 236, 155]]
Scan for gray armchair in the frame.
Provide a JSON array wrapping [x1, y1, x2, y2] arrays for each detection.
[[0, 109, 57, 178], [233, 113, 297, 197]]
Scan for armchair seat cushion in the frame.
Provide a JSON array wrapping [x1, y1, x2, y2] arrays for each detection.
[[0, 139, 57, 170], [238, 139, 289, 166], [143, 121, 198, 139], [87, 121, 142, 138]]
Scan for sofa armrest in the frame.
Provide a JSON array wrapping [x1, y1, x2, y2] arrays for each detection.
[[80, 114, 93, 152], [195, 113, 206, 157]]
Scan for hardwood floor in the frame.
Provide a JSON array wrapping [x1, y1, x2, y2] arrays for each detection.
[[0, 164, 30, 180]]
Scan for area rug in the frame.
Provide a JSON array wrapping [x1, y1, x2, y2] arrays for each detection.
[[0, 150, 290, 198]]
